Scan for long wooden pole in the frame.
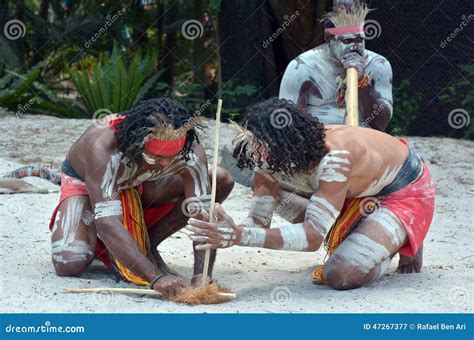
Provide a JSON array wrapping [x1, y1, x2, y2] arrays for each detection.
[[201, 99, 223, 284], [66, 287, 236, 299], [344, 68, 359, 126]]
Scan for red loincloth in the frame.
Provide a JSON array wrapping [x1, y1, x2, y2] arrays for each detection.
[[49, 173, 176, 268]]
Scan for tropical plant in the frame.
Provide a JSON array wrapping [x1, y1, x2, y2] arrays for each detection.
[[69, 44, 164, 115], [439, 64, 473, 139], [0, 61, 88, 118], [386, 80, 423, 136]]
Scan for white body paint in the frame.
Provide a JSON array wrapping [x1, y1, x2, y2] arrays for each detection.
[[248, 195, 276, 226], [279, 223, 309, 251], [260, 149, 351, 193], [94, 200, 123, 219], [51, 196, 93, 264], [366, 208, 407, 246], [240, 227, 266, 247], [334, 232, 390, 274], [101, 152, 122, 198], [357, 164, 402, 197], [305, 195, 340, 236], [279, 44, 393, 125], [185, 153, 209, 196]]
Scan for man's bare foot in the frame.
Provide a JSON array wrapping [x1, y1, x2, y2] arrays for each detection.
[[152, 250, 180, 276], [397, 244, 423, 273]]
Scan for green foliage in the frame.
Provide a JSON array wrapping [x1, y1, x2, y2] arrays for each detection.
[[0, 61, 88, 118], [438, 64, 473, 139], [218, 80, 260, 120], [386, 80, 423, 136], [0, 63, 42, 111], [69, 44, 163, 115]]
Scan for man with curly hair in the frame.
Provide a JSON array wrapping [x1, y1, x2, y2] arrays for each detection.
[[49, 97, 234, 297], [186, 98, 434, 290]]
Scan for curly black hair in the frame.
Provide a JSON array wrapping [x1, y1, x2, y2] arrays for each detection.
[[114, 97, 200, 166], [233, 98, 327, 176]]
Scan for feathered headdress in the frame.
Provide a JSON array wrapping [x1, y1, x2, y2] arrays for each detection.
[[323, 0, 371, 36]]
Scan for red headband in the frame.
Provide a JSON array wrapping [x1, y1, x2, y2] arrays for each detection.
[[144, 136, 186, 156], [325, 24, 364, 36]]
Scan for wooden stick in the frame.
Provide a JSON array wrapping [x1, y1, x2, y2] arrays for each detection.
[[66, 287, 236, 299], [202, 99, 223, 284], [344, 67, 359, 127]]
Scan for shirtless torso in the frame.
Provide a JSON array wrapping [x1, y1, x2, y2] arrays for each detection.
[[51, 110, 234, 297]]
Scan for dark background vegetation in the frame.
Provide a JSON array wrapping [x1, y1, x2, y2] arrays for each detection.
[[0, 0, 472, 138]]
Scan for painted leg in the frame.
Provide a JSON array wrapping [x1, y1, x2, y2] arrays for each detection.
[[142, 167, 234, 278], [51, 195, 97, 276], [397, 244, 423, 273], [323, 207, 408, 290]]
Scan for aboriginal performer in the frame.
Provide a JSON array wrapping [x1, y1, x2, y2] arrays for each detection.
[[48, 98, 234, 297], [186, 98, 434, 290], [279, 0, 393, 130]]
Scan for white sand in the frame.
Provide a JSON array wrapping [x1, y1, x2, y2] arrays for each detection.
[[0, 114, 472, 313]]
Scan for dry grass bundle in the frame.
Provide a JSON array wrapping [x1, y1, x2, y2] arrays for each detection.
[[66, 284, 236, 305], [170, 283, 234, 305]]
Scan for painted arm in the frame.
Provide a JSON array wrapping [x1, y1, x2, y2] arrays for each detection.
[[187, 151, 352, 252], [85, 146, 185, 295], [181, 144, 217, 280], [279, 60, 322, 111], [359, 57, 393, 130]]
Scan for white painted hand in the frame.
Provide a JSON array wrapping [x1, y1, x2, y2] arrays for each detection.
[[341, 52, 367, 78], [185, 204, 241, 250]]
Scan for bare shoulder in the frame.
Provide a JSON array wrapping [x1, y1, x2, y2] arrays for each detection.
[[365, 50, 392, 76]]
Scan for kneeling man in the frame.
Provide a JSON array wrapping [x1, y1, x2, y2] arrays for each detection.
[[186, 98, 434, 290], [49, 98, 234, 297]]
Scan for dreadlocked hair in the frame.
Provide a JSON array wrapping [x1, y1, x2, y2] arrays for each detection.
[[233, 98, 327, 176], [114, 97, 201, 166]]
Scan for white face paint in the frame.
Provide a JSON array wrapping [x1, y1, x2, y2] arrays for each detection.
[[358, 164, 402, 197], [366, 208, 407, 247], [101, 152, 122, 198], [334, 233, 390, 274], [305, 195, 340, 236], [94, 200, 123, 220], [142, 152, 156, 165], [278, 223, 309, 251], [240, 227, 266, 247]]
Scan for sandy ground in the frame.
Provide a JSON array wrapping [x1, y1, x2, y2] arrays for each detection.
[[0, 114, 473, 313]]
